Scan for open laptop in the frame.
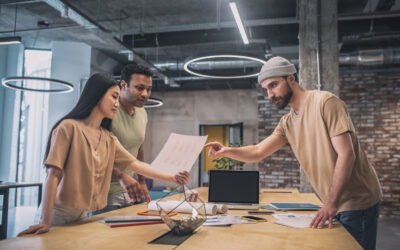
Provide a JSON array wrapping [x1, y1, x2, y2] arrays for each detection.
[[208, 170, 259, 210]]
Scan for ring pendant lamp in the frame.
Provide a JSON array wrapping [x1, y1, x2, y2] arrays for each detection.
[[1, 76, 74, 94], [144, 98, 163, 108], [183, 55, 266, 79]]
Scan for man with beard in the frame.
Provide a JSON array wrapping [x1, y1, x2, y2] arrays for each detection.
[[102, 64, 153, 212], [204, 56, 382, 250]]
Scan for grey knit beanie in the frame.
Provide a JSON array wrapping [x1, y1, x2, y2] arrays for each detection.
[[258, 56, 296, 84]]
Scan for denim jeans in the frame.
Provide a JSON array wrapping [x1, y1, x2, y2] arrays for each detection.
[[336, 202, 380, 250]]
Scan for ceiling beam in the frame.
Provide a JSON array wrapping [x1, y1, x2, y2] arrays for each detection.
[[40, 0, 172, 84], [119, 11, 400, 36], [120, 17, 298, 36], [0, 0, 41, 6], [364, 0, 381, 12]]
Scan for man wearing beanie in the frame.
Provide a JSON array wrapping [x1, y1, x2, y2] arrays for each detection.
[[204, 56, 382, 250]]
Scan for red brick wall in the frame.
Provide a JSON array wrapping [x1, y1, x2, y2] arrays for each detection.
[[257, 71, 400, 217], [257, 87, 300, 189], [340, 71, 400, 217]]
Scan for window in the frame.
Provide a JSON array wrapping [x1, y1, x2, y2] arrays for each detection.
[[15, 49, 52, 206]]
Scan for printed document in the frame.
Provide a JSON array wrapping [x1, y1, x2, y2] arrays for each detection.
[[150, 133, 208, 174]]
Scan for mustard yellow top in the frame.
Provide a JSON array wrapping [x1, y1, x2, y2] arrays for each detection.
[[45, 119, 135, 211], [273, 90, 382, 212]]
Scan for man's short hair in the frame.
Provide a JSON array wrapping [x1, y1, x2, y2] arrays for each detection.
[[120, 64, 153, 85]]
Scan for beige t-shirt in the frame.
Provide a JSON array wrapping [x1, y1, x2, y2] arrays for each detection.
[[273, 90, 382, 212], [109, 106, 148, 195], [44, 119, 135, 211]]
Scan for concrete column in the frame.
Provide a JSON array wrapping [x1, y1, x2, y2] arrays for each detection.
[[298, 0, 339, 192]]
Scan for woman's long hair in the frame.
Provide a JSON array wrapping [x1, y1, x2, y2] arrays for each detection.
[[43, 73, 119, 162]]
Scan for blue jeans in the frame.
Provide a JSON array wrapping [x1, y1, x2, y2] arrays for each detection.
[[336, 202, 380, 250]]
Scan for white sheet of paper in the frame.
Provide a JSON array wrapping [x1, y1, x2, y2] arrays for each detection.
[[203, 215, 256, 226], [150, 133, 208, 174], [272, 213, 328, 228]]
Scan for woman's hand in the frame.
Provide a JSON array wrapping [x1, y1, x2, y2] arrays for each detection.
[[18, 223, 50, 236], [173, 171, 190, 185]]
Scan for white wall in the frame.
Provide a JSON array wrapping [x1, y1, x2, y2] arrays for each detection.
[[47, 41, 91, 133], [143, 89, 258, 189]]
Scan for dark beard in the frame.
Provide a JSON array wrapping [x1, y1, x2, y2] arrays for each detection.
[[273, 89, 293, 110]]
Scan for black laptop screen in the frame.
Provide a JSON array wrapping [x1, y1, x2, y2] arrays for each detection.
[[208, 170, 259, 204]]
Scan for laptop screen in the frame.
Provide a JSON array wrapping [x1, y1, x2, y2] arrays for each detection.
[[208, 170, 259, 204]]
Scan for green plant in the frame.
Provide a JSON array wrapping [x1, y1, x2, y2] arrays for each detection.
[[212, 142, 245, 170]]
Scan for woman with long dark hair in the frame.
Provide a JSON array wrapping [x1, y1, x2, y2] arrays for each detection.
[[18, 73, 190, 235]]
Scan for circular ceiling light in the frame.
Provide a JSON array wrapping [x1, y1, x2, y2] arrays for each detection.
[[1, 76, 74, 93], [144, 98, 163, 108], [183, 55, 266, 79]]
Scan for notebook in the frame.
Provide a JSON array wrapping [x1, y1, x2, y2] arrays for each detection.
[[269, 203, 321, 211]]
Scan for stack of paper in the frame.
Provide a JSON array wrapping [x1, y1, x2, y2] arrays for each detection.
[[272, 213, 327, 228]]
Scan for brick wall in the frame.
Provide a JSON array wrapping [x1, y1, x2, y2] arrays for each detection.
[[340, 71, 400, 217], [257, 71, 400, 217], [257, 86, 300, 189]]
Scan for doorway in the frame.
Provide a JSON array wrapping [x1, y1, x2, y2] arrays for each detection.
[[198, 123, 243, 187]]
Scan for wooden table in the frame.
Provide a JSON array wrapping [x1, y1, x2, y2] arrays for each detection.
[[0, 187, 361, 249], [0, 182, 42, 240]]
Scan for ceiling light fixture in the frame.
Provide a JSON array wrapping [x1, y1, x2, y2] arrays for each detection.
[[144, 98, 163, 108], [1, 76, 74, 94], [229, 1, 249, 45], [184, 55, 266, 79], [0, 4, 21, 45], [0, 36, 21, 45]]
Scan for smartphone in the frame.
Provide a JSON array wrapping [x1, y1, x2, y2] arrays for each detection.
[[241, 215, 267, 222]]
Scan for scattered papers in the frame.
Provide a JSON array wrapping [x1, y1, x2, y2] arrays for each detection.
[[150, 133, 208, 174], [203, 215, 256, 226], [272, 213, 328, 228]]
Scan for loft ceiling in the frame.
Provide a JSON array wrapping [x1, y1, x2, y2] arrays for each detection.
[[1, 0, 400, 91]]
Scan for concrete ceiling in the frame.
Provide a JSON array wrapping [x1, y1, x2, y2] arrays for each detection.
[[1, 0, 400, 91]]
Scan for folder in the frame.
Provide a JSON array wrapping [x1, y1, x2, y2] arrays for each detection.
[[269, 203, 320, 211]]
